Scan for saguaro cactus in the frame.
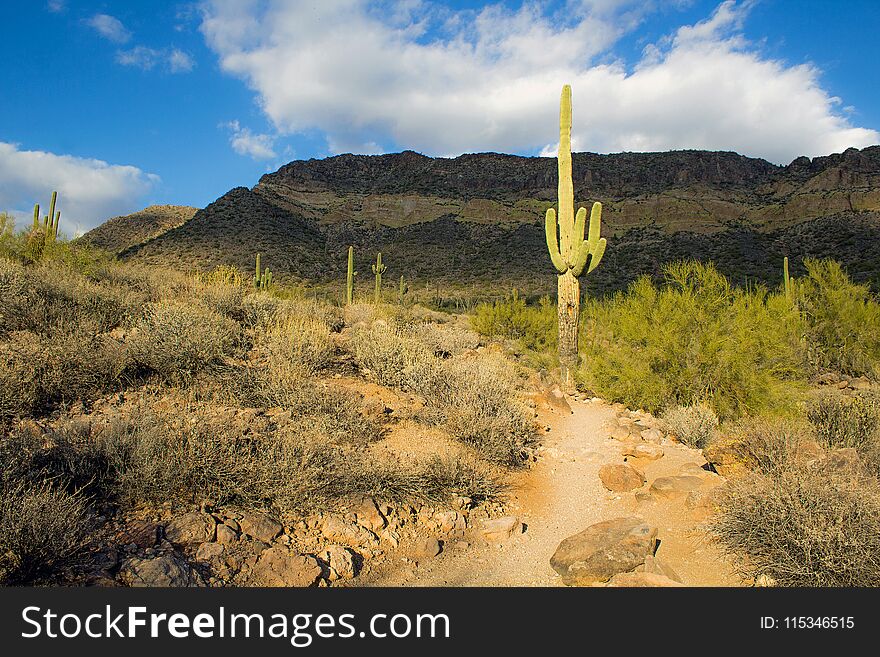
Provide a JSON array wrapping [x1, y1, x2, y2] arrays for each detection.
[[254, 253, 262, 288], [398, 275, 408, 305], [783, 256, 793, 301], [372, 252, 387, 304], [545, 85, 606, 382], [32, 191, 61, 240], [346, 246, 355, 305]]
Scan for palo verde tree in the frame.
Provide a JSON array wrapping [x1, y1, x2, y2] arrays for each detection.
[[544, 85, 606, 383]]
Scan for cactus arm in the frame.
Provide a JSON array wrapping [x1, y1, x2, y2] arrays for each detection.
[[588, 202, 602, 243], [587, 237, 606, 273], [33, 204, 40, 230], [54, 211, 60, 238], [545, 208, 567, 273], [574, 206, 587, 248], [47, 192, 57, 232]]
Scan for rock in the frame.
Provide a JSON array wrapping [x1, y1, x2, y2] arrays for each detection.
[[794, 439, 825, 463], [545, 386, 572, 414], [411, 537, 442, 559], [851, 376, 872, 390], [622, 444, 664, 461], [479, 516, 522, 542], [550, 517, 658, 586], [319, 545, 358, 581], [322, 516, 379, 547], [606, 572, 684, 587], [677, 462, 713, 478], [649, 476, 704, 500], [599, 464, 646, 492], [435, 510, 466, 533], [823, 447, 860, 471], [215, 524, 238, 545], [195, 542, 225, 563], [118, 520, 160, 549], [238, 511, 283, 543], [609, 425, 638, 442], [702, 437, 746, 477], [640, 428, 664, 443], [641, 554, 682, 582], [119, 554, 204, 587], [353, 496, 386, 533], [247, 547, 323, 587], [164, 512, 215, 547], [816, 372, 840, 385]]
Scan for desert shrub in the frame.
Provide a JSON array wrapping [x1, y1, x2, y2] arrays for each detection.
[[579, 261, 804, 418], [262, 315, 334, 376], [350, 322, 441, 393], [425, 354, 536, 466], [807, 391, 880, 451], [712, 417, 813, 476], [406, 321, 481, 357], [193, 279, 246, 322], [128, 300, 239, 382], [711, 465, 880, 586], [241, 293, 282, 328], [799, 259, 880, 378], [0, 481, 90, 585], [661, 403, 719, 448], [471, 294, 556, 351]]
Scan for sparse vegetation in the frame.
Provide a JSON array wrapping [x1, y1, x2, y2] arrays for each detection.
[[808, 390, 880, 451], [661, 403, 719, 448]]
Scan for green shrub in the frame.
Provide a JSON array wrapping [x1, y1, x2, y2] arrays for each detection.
[[661, 403, 719, 448], [128, 301, 239, 382], [471, 294, 556, 351], [579, 261, 804, 418], [807, 391, 880, 451], [799, 259, 880, 378]]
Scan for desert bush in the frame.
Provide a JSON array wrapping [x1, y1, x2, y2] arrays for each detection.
[[262, 315, 334, 376], [579, 261, 804, 418], [712, 417, 813, 476], [661, 403, 719, 448], [471, 294, 556, 351], [350, 322, 441, 392], [241, 293, 283, 328], [799, 259, 880, 378], [807, 391, 880, 451], [406, 321, 481, 357], [711, 465, 880, 586], [128, 300, 239, 382], [0, 481, 90, 585]]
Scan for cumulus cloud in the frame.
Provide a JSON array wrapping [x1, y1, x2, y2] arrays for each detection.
[[116, 46, 195, 73], [223, 121, 277, 160], [0, 142, 159, 235], [199, 0, 878, 163], [87, 14, 132, 44]]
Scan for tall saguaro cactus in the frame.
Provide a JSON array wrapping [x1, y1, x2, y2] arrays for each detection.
[[783, 256, 793, 301], [372, 252, 387, 304], [545, 85, 606, 382], [32, 191, 61, 241], [346, 246, 355, 305], [254, 253, 262, 288]]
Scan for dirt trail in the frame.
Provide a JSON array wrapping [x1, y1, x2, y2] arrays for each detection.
[[364, 394, 741, 587]]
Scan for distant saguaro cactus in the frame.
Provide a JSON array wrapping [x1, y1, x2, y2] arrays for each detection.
[[783, 256, 793, 301], [545, 85, 606, 383], [32, 191, 61, 241], [372, 252, 387, 304], [398, 275, 408, 305], [346, 246, 355, 305], [254, 253, 262, 288], [254, 253, 272, 291]]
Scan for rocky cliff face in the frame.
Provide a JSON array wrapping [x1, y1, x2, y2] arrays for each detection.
[[84, 146, 880, 295]]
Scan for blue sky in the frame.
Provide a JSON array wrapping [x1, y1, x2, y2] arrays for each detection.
[[1, 0, 879, 233]]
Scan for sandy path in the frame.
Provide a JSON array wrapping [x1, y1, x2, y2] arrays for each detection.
[[364, 394, 741, 587]]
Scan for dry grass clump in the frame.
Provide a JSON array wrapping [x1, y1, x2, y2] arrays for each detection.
[[261, 315, 335, 376], [661, 403, 719, 448], [128, 300, 240, 382], [350, 322, 441, 392], [406, 321, 481, 357], [710, 418, 880, 586], [807, 390, 880, 451]]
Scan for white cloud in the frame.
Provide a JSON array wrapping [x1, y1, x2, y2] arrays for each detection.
[[0, 142, 159, 235], [116, 46, 195, 73], [47, 0, 66, 13], [223, 121, 277, 160], [199, 0, 878, 163], [87, 14, 132, 44]]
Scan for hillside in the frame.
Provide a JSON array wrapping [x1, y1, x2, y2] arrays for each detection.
[[79, 205, 198, 254], [82, 146, 880, 294]]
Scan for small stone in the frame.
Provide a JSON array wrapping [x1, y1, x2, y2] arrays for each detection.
[[164, 512, 215, 547], [599, 464, 646, 492], [319, 545, 358, 581], [118, 520, 160, 550], [322, 516, 379, 547], [479, 516, 522, 542], [649, 476, 704, 500], [411, 537, 442, 559], [247, 547, 323, 587], [195, 542, 225, 562], [353, 496, 387, 533], [640, 428, 664, 443], [215, 524, 238, 545], [622, 444, 664, 461], [238, 511, 283, 543], [119, 554, 205, 587]]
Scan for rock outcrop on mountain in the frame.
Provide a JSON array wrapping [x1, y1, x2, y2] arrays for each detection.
[[80, 205, 198, 254], [82, 146, 880, 295]]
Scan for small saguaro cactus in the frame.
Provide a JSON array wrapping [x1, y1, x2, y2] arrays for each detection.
[[398, 275, 408, 305], [32, 191, 61, 241], [254, 253, 262, 288], [783, 256, 793, 301], [254, 253, 272, 291], [545, 85, 606, 383], [372, 252, 387, 304], [346, 246, 355, 305]]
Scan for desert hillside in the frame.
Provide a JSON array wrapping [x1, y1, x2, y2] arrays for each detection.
[[80, 147, 880, 295]]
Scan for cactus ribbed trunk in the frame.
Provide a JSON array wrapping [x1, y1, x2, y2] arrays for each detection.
[[557, 270, 580, 379], [346, 246, 354, 305]]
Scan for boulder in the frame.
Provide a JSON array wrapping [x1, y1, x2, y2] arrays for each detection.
[[247, 547, 322, 587], [238, 511, 283, 543], [353, 496, 387, 533], [599, 464, 646, 492], [118, 520, 160, 549], [702, 437, 745, 477], [649, 475, 704, 500], [119, 554, 204, 587], [479, 516, 522, 542], [215, 524, 239, 545], [411, 537, 442, 559], [195, 542, 225, 563], [164, 512, 215, 547], [606, 572, 684, 587], [319, 545, 358, 581], [550, 517, 657, 586], [641, 554, 682, 582], [640, 428, 664, 443], [622, 444, 664, 461]]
